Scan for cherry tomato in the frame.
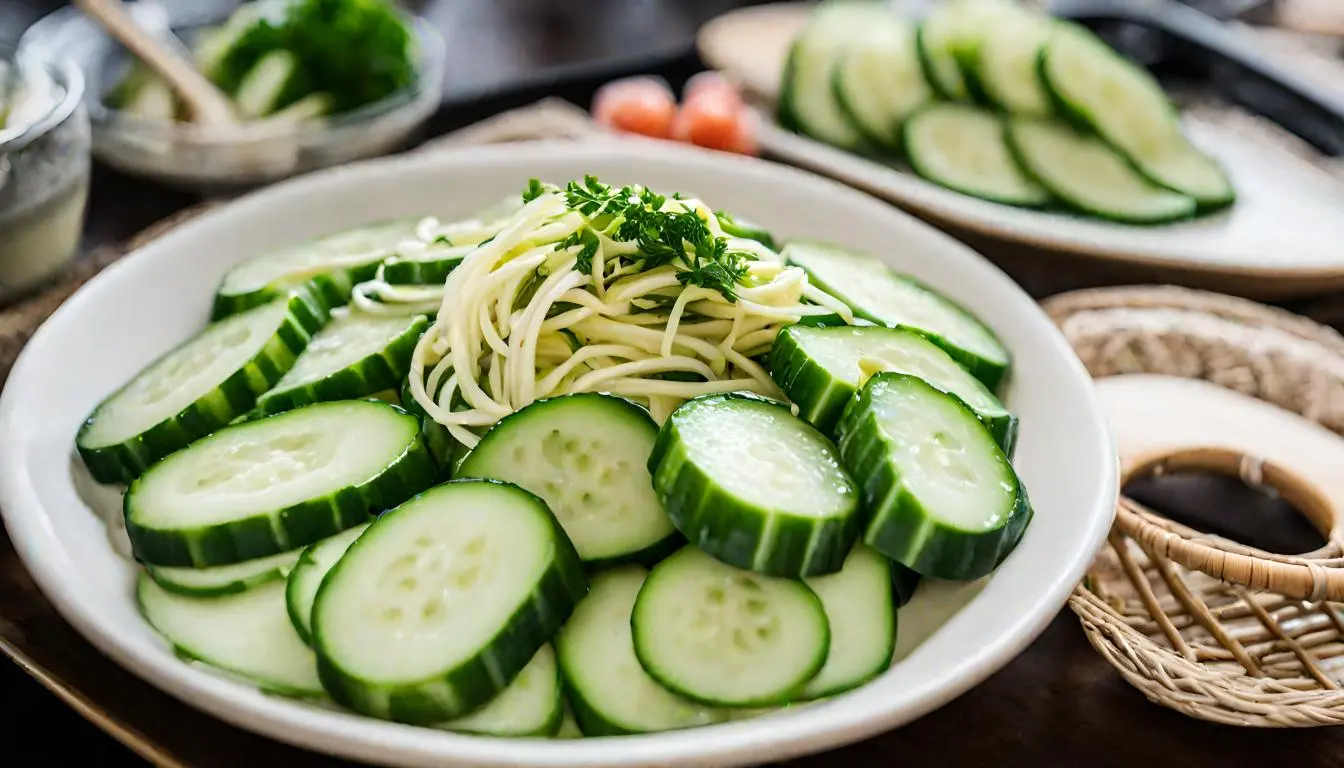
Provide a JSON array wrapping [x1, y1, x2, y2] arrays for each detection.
[[591, 77, 677, 139]]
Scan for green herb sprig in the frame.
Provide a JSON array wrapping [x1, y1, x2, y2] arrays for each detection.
[[538, 175, 752, 300]]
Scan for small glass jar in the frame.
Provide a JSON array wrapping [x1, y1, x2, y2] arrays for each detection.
[[0, 45, 91, 307]]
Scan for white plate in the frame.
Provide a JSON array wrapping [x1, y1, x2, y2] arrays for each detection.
[[698, 2, 1344, 299], [0, 140, 1117, 767]]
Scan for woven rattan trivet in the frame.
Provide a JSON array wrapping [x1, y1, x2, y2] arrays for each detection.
[[1047, 285, 1344, 726]]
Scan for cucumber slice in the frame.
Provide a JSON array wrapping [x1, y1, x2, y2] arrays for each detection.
[[123, 72, 178, 121], [916, 13, 966, 101], [442, 644, 564, 737], [1040, 22, 1234, 209], [146, 548, 300, 598], [137, 573, 322, 697], [124, 400, 436, 568], [903, 103, 1051, 208], [974, 10, 1054, 116], [833, 14, 931, 151], [255, 312, 428, 415], [313, 480, 587, 724], [457, 394, 679, 566], [770, 324, 1017, 455], [213, 219, 420, 320], [783, 242, 1011, 390], [892, 562, 922, 607], [262, 92, 333, 126], [76, 294, 326, 485], [233, 49, 301, 120], [557, 565, 726, 735], [631, 547, 829, 707], [836, 372, 1033, 580], [382, 244, 474, 286], [1006, 118, 1197, 225], [778, 2, 888, 150], [285, 523, 370, 646], [798, 544, 895, 699], [714, 211, 777, 252], [555, 712, 583, 739], [649, 393, 860, 578]]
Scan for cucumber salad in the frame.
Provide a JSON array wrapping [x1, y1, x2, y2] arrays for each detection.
[[77, 173, 1033, 737], [779, 0, 1235, 224]]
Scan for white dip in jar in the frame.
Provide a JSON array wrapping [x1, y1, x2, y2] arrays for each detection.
[[0, 49, 91, 306]]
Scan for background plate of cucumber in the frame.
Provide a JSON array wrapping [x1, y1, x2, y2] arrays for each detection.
[[0, 140, 1116, 767], [699, 0, 1344, 298]]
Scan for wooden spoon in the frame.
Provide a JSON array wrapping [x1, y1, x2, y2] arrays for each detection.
[[73, 0, 237, 126]]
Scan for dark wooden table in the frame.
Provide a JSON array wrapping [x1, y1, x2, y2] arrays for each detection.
[[4, 2, 1344, 766]]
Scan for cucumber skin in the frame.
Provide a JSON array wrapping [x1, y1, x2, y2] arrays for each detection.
[[211, 269, 362, 322], [256, 315, 429, 415], [836, 373, 1033, 580], [382, 255, 461, 286], [915, 23, 964, 101], [768, 325, 1019, 454], [1003, 120, 1198, 226], [124, 405, 439, 568], [399, 377, 469, 477], [892, 562, 922, 607], [647, 392, 861, 578], [314, 479, 589, 725], [76, 294, 328, 485]]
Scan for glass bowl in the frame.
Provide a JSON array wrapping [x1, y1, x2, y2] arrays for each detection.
[[19, 0, 445, 192], [0, 44, 91, 306]]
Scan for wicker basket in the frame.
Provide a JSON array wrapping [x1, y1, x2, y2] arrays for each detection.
[[1047, 285, 1344, 726]]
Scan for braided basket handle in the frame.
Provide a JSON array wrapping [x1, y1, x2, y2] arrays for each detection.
[[1118, 446, 1344, 603]]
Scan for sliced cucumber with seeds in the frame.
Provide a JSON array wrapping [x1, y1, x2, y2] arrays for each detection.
[[147, 548, 301, 598], [784, 242, 1011, 390], [631, 547, 829, 707], [77, 294, 326, 485], [837, 373, 1032, 580], [124, 400, 436, 567], [778, 2, 889, 149], [974, 9, 1054, 116], [137, 573, 323, 697], [798, 544, 895, 700], [833, 14, 931, 151], [903, 103, 1051, 208], [313, 480, 587, 724], [255, 312, 428, 415], [770, 324, 1017, 455], [285, 523, 370, 645], [382, 243, 474, 286], [557, 565, 726, 735], [458, 394, 679, 566], [441, 644, 564, 737], [649, 393, 860, 578], [1007, 118, 1196, 225], [1040, 22, 1234, 209], [213, 218, 421, 319]]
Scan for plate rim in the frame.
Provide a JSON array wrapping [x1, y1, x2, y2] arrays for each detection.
[[0, 139, 1119, 767]]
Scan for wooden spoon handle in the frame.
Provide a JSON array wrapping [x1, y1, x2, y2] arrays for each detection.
[[74, 0, 236, 126]]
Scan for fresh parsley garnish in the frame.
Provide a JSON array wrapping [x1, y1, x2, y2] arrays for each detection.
[[521, 178, 547, 204], [546, 176, 750, 299]]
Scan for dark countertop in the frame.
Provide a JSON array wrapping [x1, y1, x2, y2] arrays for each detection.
[[3, 2, 1344, 766]]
